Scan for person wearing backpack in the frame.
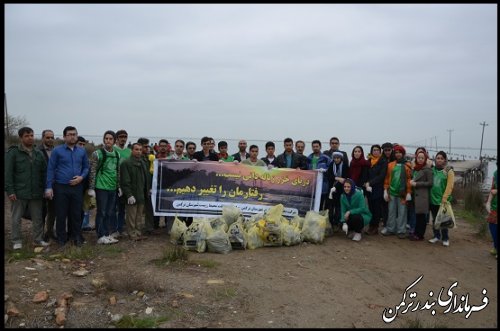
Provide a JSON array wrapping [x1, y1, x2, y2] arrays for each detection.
[[87, 130, 121, 245]]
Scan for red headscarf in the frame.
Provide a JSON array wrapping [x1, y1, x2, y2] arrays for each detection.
[[349, 146, 370, 186], [413, 151, 428, 171]]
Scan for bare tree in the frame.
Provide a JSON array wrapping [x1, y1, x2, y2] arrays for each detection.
[[4, 113, 29, 146]]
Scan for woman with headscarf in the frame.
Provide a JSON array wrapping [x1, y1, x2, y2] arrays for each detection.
[[340, 178, 372, 241], [428, 151, 455, 247], [348, 145, 370, 191], [326, 151, 349, 231], [409, 149, 433, 241], [364, 144, 387, 235], [382, 145, 412, 238]]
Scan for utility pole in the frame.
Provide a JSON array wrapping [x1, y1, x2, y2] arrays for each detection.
[[447, 129, 454, 157], [479, 121, 488, 162]]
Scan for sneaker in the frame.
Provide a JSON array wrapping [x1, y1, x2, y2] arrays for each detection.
[[380, 228, 392, 236], [352, 233, 362, 241], [442, 240, 449, 247], [34, 240, 50, 247], [428, 237, 440, 244], [13, 243, 22, 250], [106, 236, 119, 244], [347, 232, 355, 239], [97, 236, 109, 245], [110, 232, 121, 239]]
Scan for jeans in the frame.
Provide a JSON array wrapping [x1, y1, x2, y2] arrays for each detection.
[[430, 204, 449, 241], [489, 223, 498, 250], [95, 189, 117, 238], [42, 198, 56, 239], [386, 196, 407, 235], [109, 193, 126, 234], [11, 199, 44, 244], [54, 182, 84, 245], [82, 211, 90, 228]]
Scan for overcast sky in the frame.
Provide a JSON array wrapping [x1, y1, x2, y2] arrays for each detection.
[[5, 4, 497, 154]]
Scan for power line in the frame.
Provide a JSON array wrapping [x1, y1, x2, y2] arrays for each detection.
[[479, 121, 489, 162]]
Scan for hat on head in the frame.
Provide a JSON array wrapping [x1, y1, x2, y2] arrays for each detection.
[[332, 151, 343, 159], [393, 145, 406, 155]]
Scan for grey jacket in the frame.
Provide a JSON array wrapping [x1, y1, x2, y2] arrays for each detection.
[[412, 165, 433, 214]]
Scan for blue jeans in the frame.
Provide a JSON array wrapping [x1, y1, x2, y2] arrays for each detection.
[[82, 211, 90, 228], [489, 223, 498, 250], [109, 193, 125, 233], [95, 189, 117, 238], [54, 182, 84, 245]]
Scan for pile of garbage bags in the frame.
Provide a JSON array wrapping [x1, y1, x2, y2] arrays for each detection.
[[169, 204, 329, 254]]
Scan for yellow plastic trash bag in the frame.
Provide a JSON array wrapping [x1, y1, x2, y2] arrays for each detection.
[[290, 215, 305, 230], [170, 216, 188, 245], [242, 213, 263, 231], [434, 202, 457, 230], [301, 210, 327, 243], [183, 219, 213, 253], [228, 221, 247, 250], [222, 205, 242, 227], [281, 221, 302, 246], [246, 225, 264, 250], [210, 217, 228, 232], [206, 229, 232, 254]]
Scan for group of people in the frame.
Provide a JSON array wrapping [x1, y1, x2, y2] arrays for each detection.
[[4, 127, 497, 257]]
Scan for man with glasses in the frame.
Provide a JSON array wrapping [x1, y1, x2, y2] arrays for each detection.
[[38, 129, 57, 242], [45, 126, 89, 247], [323, 137, 349, 165]]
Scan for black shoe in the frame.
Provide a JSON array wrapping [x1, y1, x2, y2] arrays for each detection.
[[73, 240, 84, 247], [82, 226, 94, 232]]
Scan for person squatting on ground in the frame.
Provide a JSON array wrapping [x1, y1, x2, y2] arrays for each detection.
[[409, 148, 433, 241], [5, 127, 48, 250], [88, 130, 121, 245], [120, 143, 151, 241], [382, 145, 412, 238], [485, 167, 497, 259], [340, 178, 372, 242], [327, 151, 349, 231], [45, 126, 89, 247], [428, 151, 455, 247]]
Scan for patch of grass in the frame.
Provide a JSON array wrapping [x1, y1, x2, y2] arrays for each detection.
[[7, 247, 36, 262], [99, 245, 125, 256], [189, 259, 219, 268], [454, 207, 489, 239], [210, 286, 238, 301], [152, 246, 189, 266], [464, 186, 486, 214], [62, 245, 97, 260], [114, 315, 169, 328]]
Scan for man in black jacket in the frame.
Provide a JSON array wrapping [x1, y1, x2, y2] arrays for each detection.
[[276, 138, 307, 170], [38, 129, 57, 242]]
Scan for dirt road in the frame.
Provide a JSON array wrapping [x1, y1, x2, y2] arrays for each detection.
[[3, 197, 497, 328]]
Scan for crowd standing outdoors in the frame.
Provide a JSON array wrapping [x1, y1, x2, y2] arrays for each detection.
[[4, 128, 496, 257]]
